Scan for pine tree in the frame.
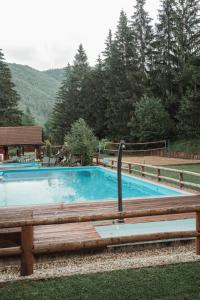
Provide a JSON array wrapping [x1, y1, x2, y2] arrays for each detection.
[[151, 0, 180, 119], [174, 0, 200, 70], [131, 0, 154, 74], [84, 56, 107, 138], [176, 57, 200, 138], [0, 49, 22, 126], [49, 65, 72, 144], [50, 45, 90, 144], [22, 107, 35, 125], [115, 10, 136, 70], [67, 44, 90, 125], [173, 0, 200, 106], [103, 14, 136, 140]]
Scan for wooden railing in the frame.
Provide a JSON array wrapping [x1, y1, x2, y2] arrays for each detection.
[[98, 158, 200, 190], [1, 205, 200, 276]]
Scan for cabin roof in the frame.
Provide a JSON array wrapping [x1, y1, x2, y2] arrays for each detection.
[[0, 126, 43, 146]]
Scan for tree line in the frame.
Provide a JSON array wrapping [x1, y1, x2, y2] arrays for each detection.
[[0, 0, 199, 144], [49, 0, 200, 144]]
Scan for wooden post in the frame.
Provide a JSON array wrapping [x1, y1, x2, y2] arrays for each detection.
[[21, 225, 34, 276], [141, 165, 145, 177], [196, 213, 200, 255], [128, 163, 132, 174], [111, 160, 114, 169], [36, 146, 41, 160], [96, 156, 99, 165], [179, 172, 184, 188], [4, 146, 9, 161], [157, 168, 161, 182]]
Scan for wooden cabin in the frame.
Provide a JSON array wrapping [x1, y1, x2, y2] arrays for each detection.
[[0, 126, 44, 161]]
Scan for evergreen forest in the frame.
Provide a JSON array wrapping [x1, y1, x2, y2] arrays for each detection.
[[1, 0, 200, 145]]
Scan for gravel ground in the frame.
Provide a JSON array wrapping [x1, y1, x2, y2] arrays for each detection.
[[0, 242, 200, 283]]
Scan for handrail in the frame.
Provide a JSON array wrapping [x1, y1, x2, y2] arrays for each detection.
[[110, 159, 200, 177], [1, 203, 200, 276], [0, 204, 200, 229], [99, 158, 200, 190]]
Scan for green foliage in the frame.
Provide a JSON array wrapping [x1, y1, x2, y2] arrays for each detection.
[[65, 118, 98, 165], [45, 139, 52, 165], [50, 46, 91, 144], [177, 90, 200, 138], [131, 0, 154, 74], [103, 12, 137, 140], [79, 57, 107, 138], [152, 0, 177, 109], [170, 139, 200, 154], [176, 58, 200, 138], [173, 0, 200, 70], [129, 96, 171, 141], [45, 0, 200, 143], [0, 50, 22, 126], [22, 107, 35, 125]]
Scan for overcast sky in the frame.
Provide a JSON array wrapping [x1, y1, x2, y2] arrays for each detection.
[[0, 0, 160, 70]]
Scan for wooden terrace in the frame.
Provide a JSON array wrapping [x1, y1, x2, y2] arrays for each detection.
[[1, 194, 200, 276]]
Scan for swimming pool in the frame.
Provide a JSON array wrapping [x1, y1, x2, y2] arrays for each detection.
[[0, 166, 188, 207], [0, 162, 41, 169]]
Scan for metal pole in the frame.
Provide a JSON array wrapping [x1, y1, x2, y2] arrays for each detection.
[[117, 140, 125, 213]]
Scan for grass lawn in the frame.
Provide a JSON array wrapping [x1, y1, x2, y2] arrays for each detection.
[[168, 164, 200, 173], [160, 164, 200, 187], [1, 262, 200, 299]]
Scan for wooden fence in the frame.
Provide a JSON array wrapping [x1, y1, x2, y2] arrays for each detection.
[[99, 159, 200, 190], [1, 205, 200, 276], [160, 150, 200, 160]]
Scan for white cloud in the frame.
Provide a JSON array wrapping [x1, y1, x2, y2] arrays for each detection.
[[0, 0, 160, 70]]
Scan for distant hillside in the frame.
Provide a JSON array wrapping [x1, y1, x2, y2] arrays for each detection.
[[43, 68, 65, 81], [9, 64, 65, 124]]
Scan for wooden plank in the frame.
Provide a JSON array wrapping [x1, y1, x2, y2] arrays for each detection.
[[1, 195, 200, 229], [1, 204, 200, 229], [0, 246, 22, 256], [21, 225, 34, 276], [34, 231, 197, 254], [34, 223, 100, 244]]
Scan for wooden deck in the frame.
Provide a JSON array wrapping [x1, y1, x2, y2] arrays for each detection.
[[1, 195, 200, 247]]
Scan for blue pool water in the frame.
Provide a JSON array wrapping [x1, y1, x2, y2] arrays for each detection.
[[0, 162, 41, 169], [0, 166, 185, 207]]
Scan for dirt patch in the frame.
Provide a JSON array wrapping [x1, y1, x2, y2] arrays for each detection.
[[121, 155, 200, 166]]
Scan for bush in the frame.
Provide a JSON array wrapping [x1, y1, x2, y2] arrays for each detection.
[[65, 118, 98, 165], [129, 96, 172, 141], [176, 90, 200, 138]]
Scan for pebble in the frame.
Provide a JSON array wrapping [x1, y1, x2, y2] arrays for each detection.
[[0, 242, 200, 283]]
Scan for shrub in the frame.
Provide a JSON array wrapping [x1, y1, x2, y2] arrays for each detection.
[[129, 96, 172, 141], [65, 118, 98, 165]]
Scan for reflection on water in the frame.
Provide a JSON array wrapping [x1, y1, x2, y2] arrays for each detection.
[[0, 168, 182, 207]]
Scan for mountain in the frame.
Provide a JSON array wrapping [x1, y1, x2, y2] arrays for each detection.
[[43, 68, 65, 81], [9, 64, 65, 124]]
